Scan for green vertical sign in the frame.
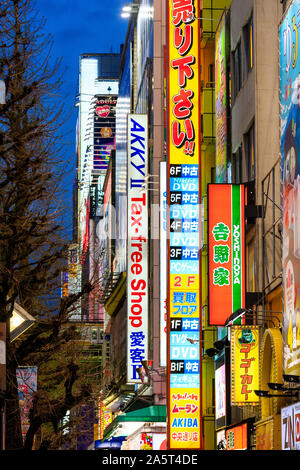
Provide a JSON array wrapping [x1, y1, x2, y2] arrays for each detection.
[[231, 185, 244, 314]]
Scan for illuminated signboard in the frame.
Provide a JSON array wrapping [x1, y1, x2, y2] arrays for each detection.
[[279, 0, 300, 378], [166, 0, 201, 449], [215, 11, 227, 183], [231, 325, 259, 406], [127, 114, 148, 383], [99, 404, 113, 440], [140, 433, 153, 450], [208, 184, 245, 326], [16, 367, 38, 443], [225, 423, 248, 450], [215, 363, 226, 420], [160, 162, 167, 367], [61, 244, 81, 320], [61, 271, 68, 297], [67, 244, 81, 321], [281, 402, 300, 450]]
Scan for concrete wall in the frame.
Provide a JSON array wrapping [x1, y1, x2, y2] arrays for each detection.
[[152, 0, 166, 405], [230, 0, 254, 154], [254, 0, 281, 192], [230, 0, 282, 293]]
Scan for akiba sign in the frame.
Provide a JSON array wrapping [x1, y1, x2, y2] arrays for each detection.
[[127, 114, 148, 383]]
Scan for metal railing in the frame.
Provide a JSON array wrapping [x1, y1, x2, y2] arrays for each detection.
[[261, 157, 282, 295]]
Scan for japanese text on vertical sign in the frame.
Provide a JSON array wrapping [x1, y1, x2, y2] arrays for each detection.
[[171, 0, 196, 156]]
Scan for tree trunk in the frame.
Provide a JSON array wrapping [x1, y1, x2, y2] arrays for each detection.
[[5, 331, 23, 449]]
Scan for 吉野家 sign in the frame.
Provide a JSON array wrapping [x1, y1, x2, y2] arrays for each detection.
[[127, 114, 148, 384], [208, 184, 246, 326]]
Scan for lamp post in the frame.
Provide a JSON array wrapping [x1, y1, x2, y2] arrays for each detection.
[[0, 79, 5, 105], [0, 322, 5, 450]]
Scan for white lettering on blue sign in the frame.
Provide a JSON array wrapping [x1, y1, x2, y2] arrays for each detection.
[[129, 118, 146, 184]]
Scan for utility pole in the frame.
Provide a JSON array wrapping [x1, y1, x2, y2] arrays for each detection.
[[0, 322, 6, 450], [0, 79, 6, 450], [0, 79, 5, 104]]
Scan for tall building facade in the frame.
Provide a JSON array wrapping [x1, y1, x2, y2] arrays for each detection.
[[67, 52, 121, 450], [72, 0, 300, 451]]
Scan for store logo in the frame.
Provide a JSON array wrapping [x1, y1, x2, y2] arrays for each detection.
[[96, 105, 110, 118]]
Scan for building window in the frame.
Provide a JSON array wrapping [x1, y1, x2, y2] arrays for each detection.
[[208, 63, 214, 87], [244, 123, 255, 181], [233, 40, 242, 99], [232, 146, 243, 183], [244, 14, 254, 75], [246, 239, 256, 292]]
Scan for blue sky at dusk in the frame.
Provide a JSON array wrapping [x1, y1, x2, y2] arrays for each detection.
[[36, 0, 128, 224]]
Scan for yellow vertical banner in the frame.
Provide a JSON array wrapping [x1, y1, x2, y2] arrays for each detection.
[[231, 326, 260, 406], [166, 0, 202, 449]]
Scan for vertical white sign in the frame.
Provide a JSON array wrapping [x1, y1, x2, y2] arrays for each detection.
[[127, 114, 148, 383], [68, 244, 82, 321], [160, 162, 167, 367]]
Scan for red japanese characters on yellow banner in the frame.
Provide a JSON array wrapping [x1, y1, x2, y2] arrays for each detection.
[[231, 326, 260, 406]]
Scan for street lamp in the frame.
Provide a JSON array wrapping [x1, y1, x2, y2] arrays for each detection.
[[121, 2, 139, 18]]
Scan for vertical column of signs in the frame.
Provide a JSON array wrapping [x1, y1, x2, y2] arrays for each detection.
[[166, 0, 202, 449], [160, 162, 167, 367]]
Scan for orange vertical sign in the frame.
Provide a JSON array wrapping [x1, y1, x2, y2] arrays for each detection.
[[208, 184, 246, 325]]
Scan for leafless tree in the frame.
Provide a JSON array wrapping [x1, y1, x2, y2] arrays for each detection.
[[0, 0, 100, 449]]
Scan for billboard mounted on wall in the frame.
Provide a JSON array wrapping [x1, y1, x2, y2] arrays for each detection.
[[208, 184, 246, 326], [93, 94, 117, 174], [281, 402, 300, 450], [160, 161, 167, 367], [215, 10, 228, 183], [279, 0, 300, 378]]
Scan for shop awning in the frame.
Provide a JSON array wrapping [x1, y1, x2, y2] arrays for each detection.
[[95, 436, 126, 450], [104, 272, 126, 316], [102, 405, 166, 441], [117, 405, 166, 423]]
